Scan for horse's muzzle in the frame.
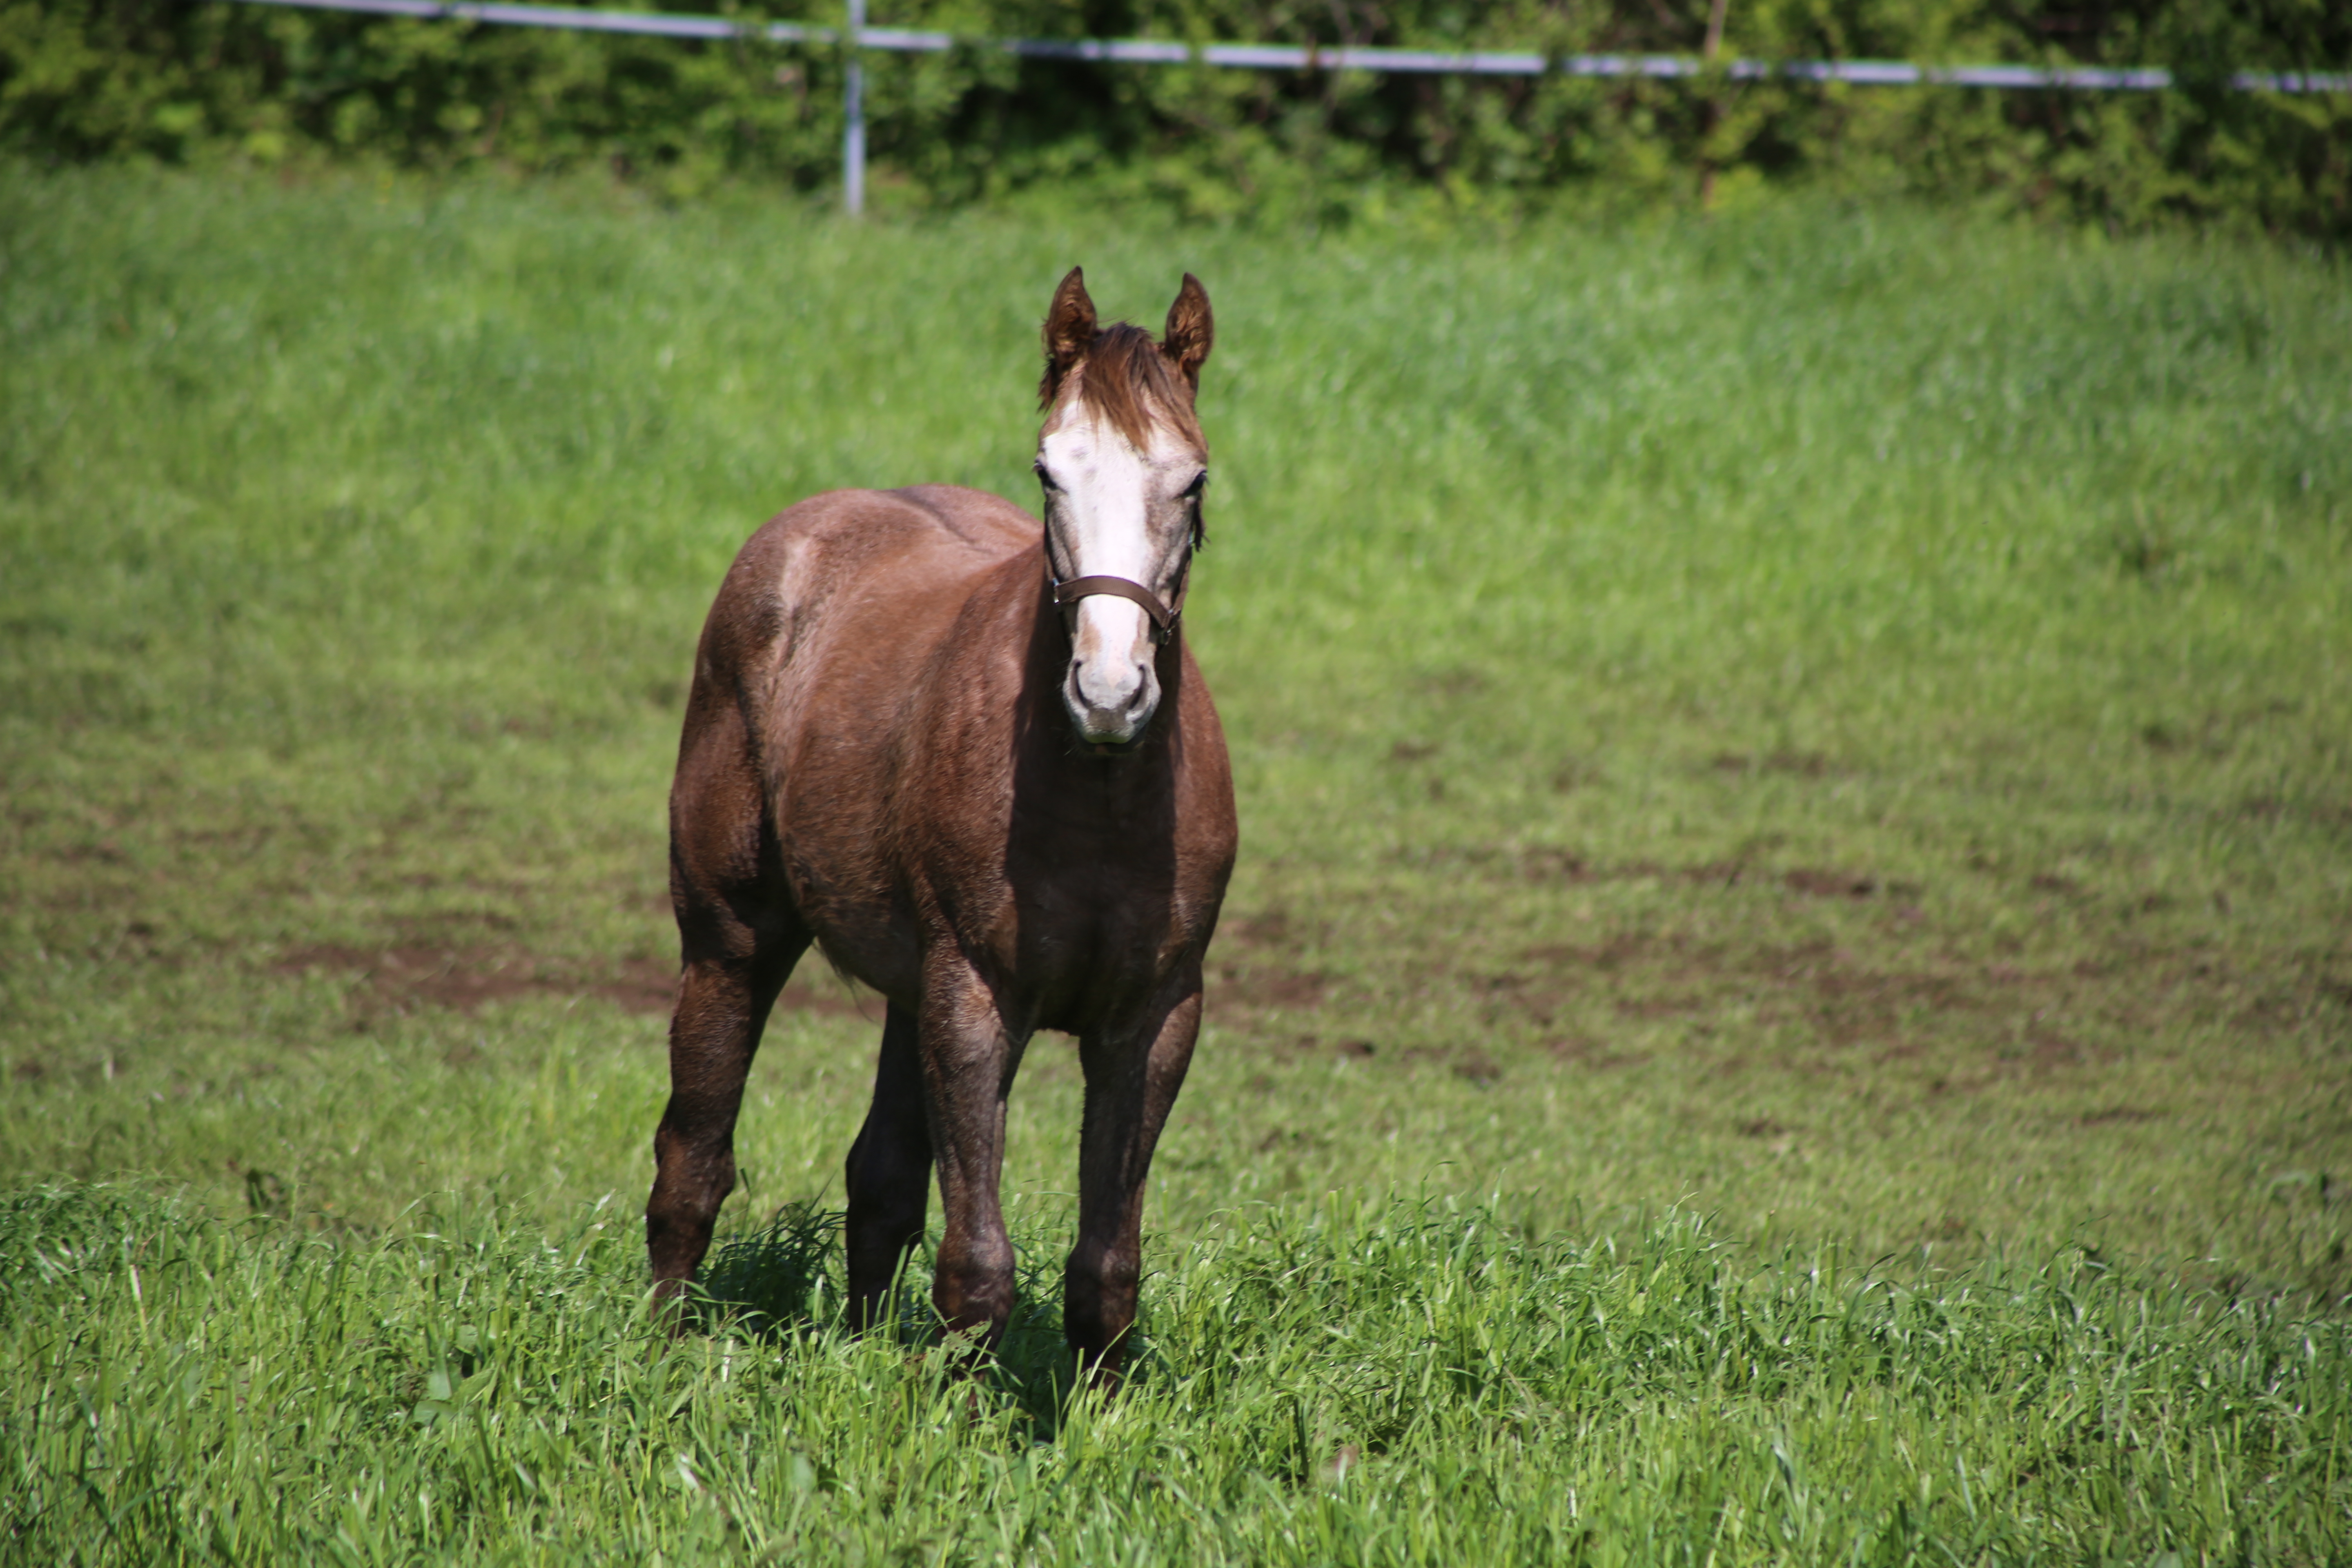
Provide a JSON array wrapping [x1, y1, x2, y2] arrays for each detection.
[[1064, 655, 1160, 748]]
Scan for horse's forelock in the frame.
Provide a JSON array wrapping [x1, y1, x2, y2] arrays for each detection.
[[1062, 324, 1203, 451]]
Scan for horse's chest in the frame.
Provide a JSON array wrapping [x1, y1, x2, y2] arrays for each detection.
[[974, 794, 1209, 991]]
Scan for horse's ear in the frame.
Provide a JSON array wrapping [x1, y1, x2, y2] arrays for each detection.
[[1161, 273, 1213, 392], [1040, 267, 1097, 408]]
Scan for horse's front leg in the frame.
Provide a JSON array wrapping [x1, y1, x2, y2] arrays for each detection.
[[1067, 971, 1201, 1385], [919, 961, 1029, 1358]]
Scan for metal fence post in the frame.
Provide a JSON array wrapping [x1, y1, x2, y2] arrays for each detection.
[[842, 0, 866, 215]]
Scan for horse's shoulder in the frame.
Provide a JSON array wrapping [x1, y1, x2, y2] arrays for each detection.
[[880, 485, 1042, 560]]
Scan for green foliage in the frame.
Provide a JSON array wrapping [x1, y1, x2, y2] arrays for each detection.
[[2, 165, 2350, 1557], [0, 0, 847, 196], [2, 0, 2348, 229]]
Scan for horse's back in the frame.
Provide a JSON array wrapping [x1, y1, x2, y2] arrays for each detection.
[[693, 484, 1032, 704]]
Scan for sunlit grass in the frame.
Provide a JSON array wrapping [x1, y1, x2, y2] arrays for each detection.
[[2, 163, 2349, 1560], [9, 1182, 2348, 1564]]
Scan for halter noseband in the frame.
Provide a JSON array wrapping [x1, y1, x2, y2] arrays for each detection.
[[1049, 561, 1190, 647]]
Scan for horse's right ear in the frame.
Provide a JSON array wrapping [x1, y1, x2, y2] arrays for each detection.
[[1040, 267, 1097, 408]]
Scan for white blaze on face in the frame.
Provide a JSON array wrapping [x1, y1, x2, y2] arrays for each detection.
[[1038, 406, 1196, 744]]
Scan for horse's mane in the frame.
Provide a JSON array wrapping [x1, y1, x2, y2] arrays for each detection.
[[1044, 323, 1205, 450]]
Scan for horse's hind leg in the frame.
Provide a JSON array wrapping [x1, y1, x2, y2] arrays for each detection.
[[646, 923, 802, 1310], [646, 697, 806, 1310], [844, 1002, 932, 1330], [1066, 976, 1202, 1384]]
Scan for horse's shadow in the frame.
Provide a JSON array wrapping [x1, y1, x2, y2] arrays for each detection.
[[694, 1201, 846, 1341], [693, 1203, 1137, 1438]]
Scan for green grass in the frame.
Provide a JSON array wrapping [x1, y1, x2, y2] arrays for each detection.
[[2, 163, 2350, 1561], [10, 1183, 2349, 1564]]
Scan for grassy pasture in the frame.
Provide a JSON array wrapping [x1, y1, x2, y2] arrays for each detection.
[[2, 165, 2350, 1561]]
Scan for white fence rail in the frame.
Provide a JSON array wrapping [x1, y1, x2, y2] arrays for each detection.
[[233, 0, 2352, 212]]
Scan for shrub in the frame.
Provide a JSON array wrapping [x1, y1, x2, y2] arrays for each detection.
[[2, 0, 2347, 232]]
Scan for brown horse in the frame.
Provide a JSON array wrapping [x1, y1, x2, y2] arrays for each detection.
[[646, 269, 1236, 1381]]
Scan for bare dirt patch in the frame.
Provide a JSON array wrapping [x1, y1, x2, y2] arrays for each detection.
[[1221, 909, 1299, 951], [1522, 934, 1657, 971], [1517, 851, 1743, 887], [1206, 907, 1333, 1021], [1451, 1049, 1503, 1085], [1389, 1044, 1505, 1082], [270, 944, 875, 1021], [1546, 1036, 1648, 1069], [1267, 1033, 1381, 1062], [1471, 970, 1571, 1027], [1212, 969, 1327, 1012], [1783, 868, 1882, 899], [1616, 993, 1706, 1020], [2079, 1105, 2165, 1125], [1510, 933, 2124, 1065], [1711, 751, 1835, 778]]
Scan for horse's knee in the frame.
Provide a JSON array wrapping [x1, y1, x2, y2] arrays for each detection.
[[844, 1134, 924, 1215], [842, 1133, 873, 1214], [651, 1122, 735, 1199], [844, 1131, 928, 1256], [931, 1244, 1016, 1345], [1063, 1245, 1140, 1361]]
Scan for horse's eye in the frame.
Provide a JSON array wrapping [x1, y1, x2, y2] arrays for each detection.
[[1183, 471, 1208, 500], [1033, 460, 1060, 493]]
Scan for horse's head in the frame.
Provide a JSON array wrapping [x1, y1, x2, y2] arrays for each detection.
[[1034, 267, 1213, 748]]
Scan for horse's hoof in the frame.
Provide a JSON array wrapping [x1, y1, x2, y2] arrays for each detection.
[[647, 1277, 696, 1336]]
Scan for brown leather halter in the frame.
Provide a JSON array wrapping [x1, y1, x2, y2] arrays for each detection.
[[1046, 498, 1204, 648], [1050, 565, 1190, 646]]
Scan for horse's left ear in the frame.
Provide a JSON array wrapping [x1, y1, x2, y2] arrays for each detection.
[[1161, 274, 1213, 392]]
